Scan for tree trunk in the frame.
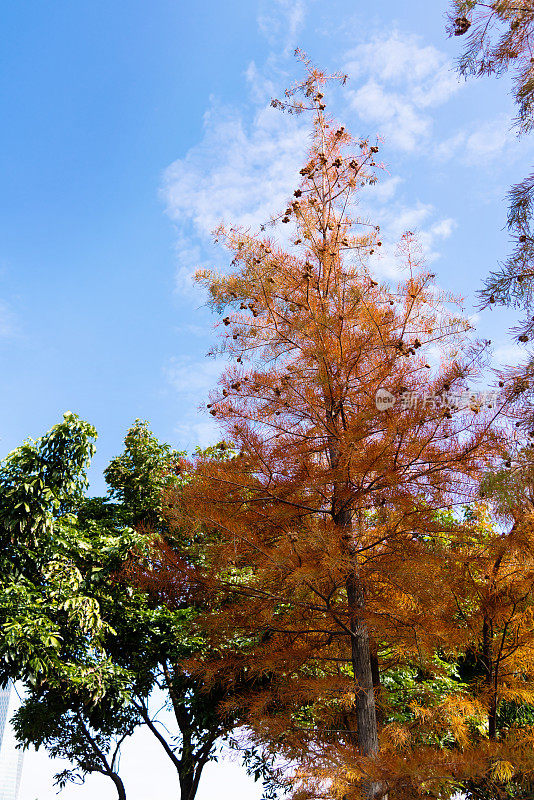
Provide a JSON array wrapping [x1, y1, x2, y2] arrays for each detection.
[[335, 506, 381, 800], [178, 757, 210, 800], [345, 571, 379, 758], [109, 772, 127, 800], [328, 398, 381, 798], [482, 616, 497, 740], [179, 770, 195, 800]]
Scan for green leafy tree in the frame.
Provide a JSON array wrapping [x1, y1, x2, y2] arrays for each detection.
[[103, 419, 183, 528], [14, 696, 136, 800], [101, 423, 275, 800], [0, 412, 136, 797], [2, 416, 265, 800], [0, 412, 133, 699]]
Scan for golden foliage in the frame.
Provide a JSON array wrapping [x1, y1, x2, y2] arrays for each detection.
[[157, 61, 523, 800], [490, 759, 515, 782]]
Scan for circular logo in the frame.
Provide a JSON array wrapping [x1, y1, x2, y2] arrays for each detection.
[[375, 388, 395, 411]]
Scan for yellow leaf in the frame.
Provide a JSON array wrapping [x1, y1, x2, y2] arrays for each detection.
[[490, 760, 515, 782]]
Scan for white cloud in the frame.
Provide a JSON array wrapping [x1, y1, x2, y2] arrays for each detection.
[[493, 342, 528, 367], [435, 115, 514, 163], [428, 218, 456, 239], [172, 236, 207, 296], [367, 201, 457, 278], [161, 25, 462, 299], [245, 60, 276, 104], [258, 0, 306, 54], [370, 175, 404, 203], [164, 356, 229, 449], [164, 355, 227, 396], [466, 117, 511, 161], [384, 202, 434, 239], [418, 217, 457, 262], [350, 80, 431, 152], [163, 103, 308, 237], [434, 131, 467, 162], [162, 101, 309, 294], [344, 31, 462, 153], [174, 419, 224, 450], [349, 34, 446, 87], [160, 0, 312, 298]]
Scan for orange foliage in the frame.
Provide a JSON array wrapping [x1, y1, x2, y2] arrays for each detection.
[[163, 60, 507, 799]]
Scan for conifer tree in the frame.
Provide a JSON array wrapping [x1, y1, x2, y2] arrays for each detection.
[[169, 59, 503, 799], [448, 1, 534, 423], [452, 504, 534, 799]]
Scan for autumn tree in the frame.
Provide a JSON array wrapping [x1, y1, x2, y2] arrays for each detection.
[[410, 446, 534, 800], [448, 1, 534, 423], [167, 59, 504, 800], [451, 507, 534, 799]]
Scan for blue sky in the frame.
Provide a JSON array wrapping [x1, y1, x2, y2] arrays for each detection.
[[2, 0, 531, 797]]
